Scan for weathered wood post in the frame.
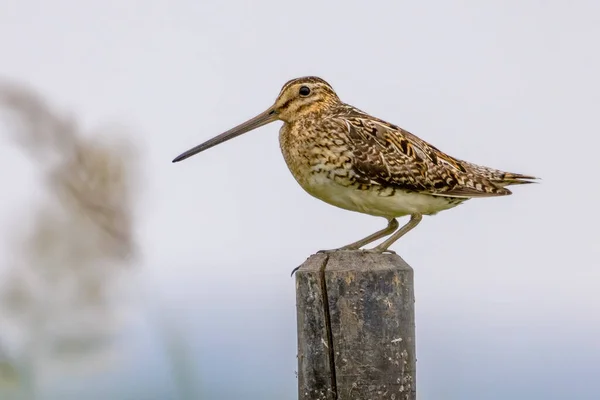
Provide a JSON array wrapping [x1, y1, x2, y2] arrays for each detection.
[[295, 251, 416, 400]]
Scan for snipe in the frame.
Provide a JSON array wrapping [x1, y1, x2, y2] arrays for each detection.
[[173, 77, 538, 253]]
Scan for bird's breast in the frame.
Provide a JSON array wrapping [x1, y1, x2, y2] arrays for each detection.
[[278, 122, 355, 188], [278, 123, 466, 218]]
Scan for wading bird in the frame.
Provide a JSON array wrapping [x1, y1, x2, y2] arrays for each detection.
[[173, 77, 537, 253]]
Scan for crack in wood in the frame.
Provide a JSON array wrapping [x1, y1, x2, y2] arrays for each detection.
[[318, 254, 338, 399]]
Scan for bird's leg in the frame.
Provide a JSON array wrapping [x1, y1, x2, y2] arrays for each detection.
[[318, 218, 399, 253], [366, 213, 423, 253]]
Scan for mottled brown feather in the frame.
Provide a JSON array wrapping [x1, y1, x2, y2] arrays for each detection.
[[327, 104, 536, 199]]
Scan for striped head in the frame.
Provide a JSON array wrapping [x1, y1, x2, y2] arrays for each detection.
[[172, 76, 340, 163], [273, 76, 340, 122]]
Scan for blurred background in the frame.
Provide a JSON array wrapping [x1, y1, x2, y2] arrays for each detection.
[[0, 1, 599, 399]]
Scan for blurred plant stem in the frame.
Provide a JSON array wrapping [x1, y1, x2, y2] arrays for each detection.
[[158, 315, 201, 400]]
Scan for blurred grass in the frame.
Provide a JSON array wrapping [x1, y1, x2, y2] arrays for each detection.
[[0, 80, 137, 399], [0, 80, 204, 400]]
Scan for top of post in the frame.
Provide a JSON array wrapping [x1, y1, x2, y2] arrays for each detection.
[[296, 251, 413, 274]]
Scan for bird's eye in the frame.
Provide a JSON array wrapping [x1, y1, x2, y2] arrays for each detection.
[[299, 86, 311, 96]]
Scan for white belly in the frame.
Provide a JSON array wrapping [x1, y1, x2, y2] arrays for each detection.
[[302, 173, 465, 218]]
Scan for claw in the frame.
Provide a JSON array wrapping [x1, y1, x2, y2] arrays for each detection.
[[290, 265, 302, 277], [362, 248, 396, 254], [317, 248, 358, 254]]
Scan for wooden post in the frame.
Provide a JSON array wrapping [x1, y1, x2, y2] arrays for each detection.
[[295, 251, 416, 400]]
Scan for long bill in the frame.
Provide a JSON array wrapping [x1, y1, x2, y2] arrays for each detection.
[[172, 107, 278, 163]]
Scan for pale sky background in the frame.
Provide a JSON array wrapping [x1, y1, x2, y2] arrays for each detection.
[[1, 1, 599, 399]]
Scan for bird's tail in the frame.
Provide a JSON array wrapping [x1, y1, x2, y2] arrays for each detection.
[[463, 161, 540, 187], [495, 172, 540, 187]]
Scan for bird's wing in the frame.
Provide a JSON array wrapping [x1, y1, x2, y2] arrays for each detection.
[[332, 107, 511, 198]]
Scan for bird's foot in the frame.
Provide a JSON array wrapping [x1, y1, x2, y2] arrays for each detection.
[[290, 265, 302, 277], [291, 248, 357, 277], [316, 247, 359, 254], [316, 247, 396, 255], [292, 247, 395, 277], [361, 247, 397, 255]]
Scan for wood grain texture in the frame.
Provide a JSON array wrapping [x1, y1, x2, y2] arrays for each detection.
[[296, 251, 416, 400]]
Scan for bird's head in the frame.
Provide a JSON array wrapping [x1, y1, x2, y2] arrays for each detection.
[[172, 76, 340, 163]]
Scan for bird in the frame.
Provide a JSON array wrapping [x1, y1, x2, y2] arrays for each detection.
[[172, 76, 538, 253]]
